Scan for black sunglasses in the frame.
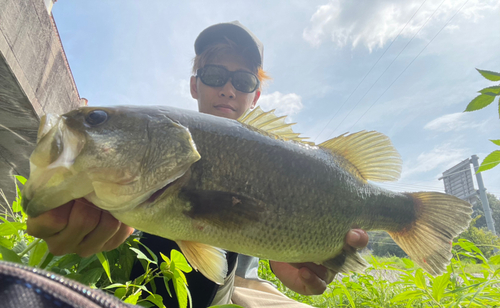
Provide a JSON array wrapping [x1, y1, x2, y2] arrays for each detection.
[[196, 65, 260, 93]]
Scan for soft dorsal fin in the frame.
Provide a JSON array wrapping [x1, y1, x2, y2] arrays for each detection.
[[319, 131, 402, 183], [238, 106, 314, 145]]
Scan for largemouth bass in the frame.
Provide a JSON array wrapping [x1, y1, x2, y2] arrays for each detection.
[[22, 106, 472, 284]]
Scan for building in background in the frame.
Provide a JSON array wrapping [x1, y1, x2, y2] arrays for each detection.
[[440, 156, 496, 235]]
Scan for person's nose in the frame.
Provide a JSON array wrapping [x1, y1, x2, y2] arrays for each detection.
[[219, 79, 236, 99]]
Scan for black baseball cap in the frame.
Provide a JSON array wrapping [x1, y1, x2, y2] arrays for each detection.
[[194, 21, 264, 67]]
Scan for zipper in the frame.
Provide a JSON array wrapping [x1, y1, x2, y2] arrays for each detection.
[[1, 261, 130, 308]]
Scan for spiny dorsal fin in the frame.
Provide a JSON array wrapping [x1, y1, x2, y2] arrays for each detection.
[[238, 106, 314, 145], [319, 131, 402, 183]]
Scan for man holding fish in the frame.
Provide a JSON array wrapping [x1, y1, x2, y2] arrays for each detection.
[[25, 21, 369, 307]]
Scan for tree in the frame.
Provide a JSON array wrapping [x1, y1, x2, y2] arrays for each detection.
[[472, 192, 500, 235]]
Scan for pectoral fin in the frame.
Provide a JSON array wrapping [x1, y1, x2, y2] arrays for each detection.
[[176, 240, 227, 285]]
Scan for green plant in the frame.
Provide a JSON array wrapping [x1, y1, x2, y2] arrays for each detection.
[[454, 216, 500, 260], [472, 193, 500, 235], [0, 176, 240, 308], [369, 231, 407, 258], [259, 240, 500, 307], [464, 68, 500, 172]]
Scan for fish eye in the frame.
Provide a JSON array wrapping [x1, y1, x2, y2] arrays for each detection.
[[85, 110, 108, 126]]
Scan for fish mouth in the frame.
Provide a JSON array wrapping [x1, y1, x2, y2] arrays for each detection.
[[143, 181, 176, 204], [22, 115, 89, 217]]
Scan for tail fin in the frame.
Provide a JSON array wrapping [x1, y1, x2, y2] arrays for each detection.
[[388, 192, 472, 276]]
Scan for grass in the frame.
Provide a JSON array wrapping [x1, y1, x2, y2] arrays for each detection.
[[258, 248, 500, 308]]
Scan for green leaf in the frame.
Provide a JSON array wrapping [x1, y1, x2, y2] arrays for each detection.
[[464, 94, 495, 112], [402, 258, 415, 269], [160, 252, 171, 266], [163, 278, 173, 298], [0, 245, 22, 263], [53, 253, 81, 270], [12, 200, 22, 213], [477, 150, 500, 173], [124, 290, 142, 305], [14, 175, 27, 185], [339, 283, 356, 308], [103, 283, 127, 289], [39, 253, 54, 269], [29, 241, 48, 267], [76, 254, 97, 273], [414, 269, 426, 290], [131, 247, 157, 265], [171, 249, 192, 273], [77, 267, 103, 285], [175, 268, 188, 285], [96, 252, 113, 283], [391, 290, 423, 302], [477, 68, 500, 81], [173, 270, 189, 308], [135, 239, 158, 264], [491, 139, 500, 146], [490, 255, 500, 265], [0, 221, 26, 236], [114, 287, 127, 299], [432, 273, 450, 302], [479, 85, 500, 96], [145, 294, 165, 308], [0, 237, 13, 249]]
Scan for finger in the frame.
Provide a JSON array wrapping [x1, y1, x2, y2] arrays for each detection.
[[45, 200, 102, 255], [298, 267, 327, 295], [26, 201, 74, 238], [75, 211, 122, 257], [102, 223, 135, 252], [345, 229, 369, 249]]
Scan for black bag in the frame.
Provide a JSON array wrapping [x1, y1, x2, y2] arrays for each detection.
[[0, 261, 139, 308]]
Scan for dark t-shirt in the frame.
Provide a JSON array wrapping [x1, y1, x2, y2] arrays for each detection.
[[130, 233, 237, 308]]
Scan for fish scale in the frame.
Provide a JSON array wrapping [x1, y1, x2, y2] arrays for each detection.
[[22, 105, 472, 285]]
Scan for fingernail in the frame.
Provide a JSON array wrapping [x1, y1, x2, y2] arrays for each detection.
[[350, 230, 361, 241], [301, 270, 311, 280]]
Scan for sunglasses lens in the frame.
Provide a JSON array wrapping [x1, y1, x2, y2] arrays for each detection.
[[198, 65, 259, 93], [232, 72, 259, 93], [200, 66, 228, 87]]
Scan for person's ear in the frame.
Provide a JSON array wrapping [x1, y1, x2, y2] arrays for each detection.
[[251, 90, 261, 108], [190, 76, 198, 99]]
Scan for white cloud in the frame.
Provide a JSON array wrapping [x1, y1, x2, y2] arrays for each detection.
[[424, 112, 483, 132], [303, 0, 500, 51], [257, 91, 304, 119], [402, 143, 469, 179]]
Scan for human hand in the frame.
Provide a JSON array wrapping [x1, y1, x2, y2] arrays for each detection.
[[26, 198, 134, 257], [270, 229, 368, 295]]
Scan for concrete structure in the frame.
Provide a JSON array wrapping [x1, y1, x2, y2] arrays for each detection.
[[0, 0, 85, 207]]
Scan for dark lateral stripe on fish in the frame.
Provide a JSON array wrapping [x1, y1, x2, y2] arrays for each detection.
[[181, 189, 266, 228]]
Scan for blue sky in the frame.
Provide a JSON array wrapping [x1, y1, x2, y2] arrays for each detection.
[[52, 0, 500, 197]]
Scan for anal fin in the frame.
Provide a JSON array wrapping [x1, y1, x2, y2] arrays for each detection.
[[321, 249, 369, 274], [176, 240, 228, 285]]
